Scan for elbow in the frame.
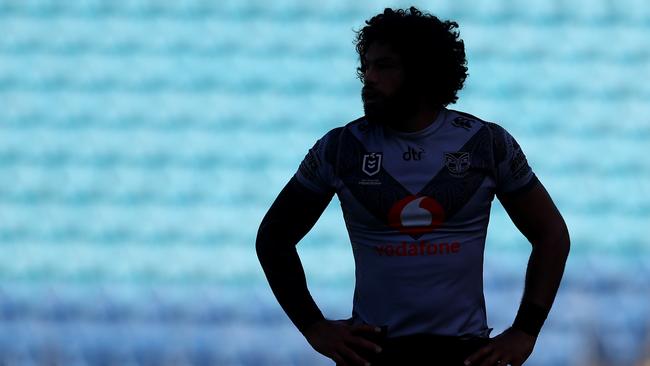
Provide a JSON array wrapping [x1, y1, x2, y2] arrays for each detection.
[[553, 223, 571, 260], [255, 220, 294, 260], [530, 220, 570, 259], [562, 224, 571, 258], [255, 221, 272, 259], [556, 217, 571, 257], [552, 227, 570, 260]]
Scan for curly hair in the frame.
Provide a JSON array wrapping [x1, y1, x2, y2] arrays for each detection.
[[353, 7, 468, 108]]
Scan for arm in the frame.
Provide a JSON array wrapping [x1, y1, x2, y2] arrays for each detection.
[[465, 178, 570, 366], [487, 123, 570, 325], [255, 176, 334, 335], [498, 176, 570, 334], [258, 177, 385, 365]]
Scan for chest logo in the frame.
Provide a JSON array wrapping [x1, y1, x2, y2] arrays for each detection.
[[362, 152, 382, 176], [444, 152, 471, 178], [387, 195, 446, 235], [403, 146, 425, 161]]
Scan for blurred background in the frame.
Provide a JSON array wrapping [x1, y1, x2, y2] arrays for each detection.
[[0, 0, 649, 365]]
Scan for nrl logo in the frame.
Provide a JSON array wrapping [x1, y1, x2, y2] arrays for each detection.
[[444, 152, 471, 178], [362, 152, 382, 176]]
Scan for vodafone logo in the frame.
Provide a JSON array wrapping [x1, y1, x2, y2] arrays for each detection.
[[387, 195, 445, 235]]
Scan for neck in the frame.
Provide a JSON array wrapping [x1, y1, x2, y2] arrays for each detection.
[[389, 105, 441, 133]]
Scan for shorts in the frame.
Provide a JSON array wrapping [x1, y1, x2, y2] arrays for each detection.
[[338, 328, 491, 366]]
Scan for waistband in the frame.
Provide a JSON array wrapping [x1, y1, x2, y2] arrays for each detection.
[[385, 333, 490, 345], [354, 332, 491, 366]]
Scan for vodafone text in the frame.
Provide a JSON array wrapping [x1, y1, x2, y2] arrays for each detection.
[[375, 241, 461, 256]]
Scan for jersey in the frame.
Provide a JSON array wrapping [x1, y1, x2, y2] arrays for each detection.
[[292, 107, 539, 339]]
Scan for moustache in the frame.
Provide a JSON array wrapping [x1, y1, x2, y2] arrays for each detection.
[[362, 88, 383, 101]]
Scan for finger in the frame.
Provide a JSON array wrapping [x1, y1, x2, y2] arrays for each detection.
[[464, 345, 493, 365], [332, 351, 348, 366], [477, 352, 503, 366], [350, 324, 381, 334], [339, 345, 371, 366], [491, 356, 513, 366], [345, 335, 382, 353]]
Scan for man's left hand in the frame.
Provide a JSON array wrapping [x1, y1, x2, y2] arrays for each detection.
[[464, 327, 536, 366]]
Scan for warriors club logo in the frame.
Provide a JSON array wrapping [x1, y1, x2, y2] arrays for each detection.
[[444, 152, 471, 178], [388, 195, 446, 236]]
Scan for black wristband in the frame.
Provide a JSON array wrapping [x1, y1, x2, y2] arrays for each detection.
[[297, 310, 326, 335], [512, 300, 550, 337]]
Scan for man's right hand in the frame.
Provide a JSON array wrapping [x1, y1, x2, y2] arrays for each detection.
[[303, 318, 384, 366]]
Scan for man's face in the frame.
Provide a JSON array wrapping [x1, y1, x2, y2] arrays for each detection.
[[361, 41, 419, 127]]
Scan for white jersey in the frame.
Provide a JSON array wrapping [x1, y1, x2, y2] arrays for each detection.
[[294, 107, 538, 338]]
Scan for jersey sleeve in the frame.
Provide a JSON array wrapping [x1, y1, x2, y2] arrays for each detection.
[[292, 128, 339, 196], [493, 124, 538, 196]]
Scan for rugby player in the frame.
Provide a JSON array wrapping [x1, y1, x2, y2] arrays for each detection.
[[256, 7, 570, 366]]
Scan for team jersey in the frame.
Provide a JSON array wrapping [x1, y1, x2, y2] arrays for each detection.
[[292, 107, 539, 339]]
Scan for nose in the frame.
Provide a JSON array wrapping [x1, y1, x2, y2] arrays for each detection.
[[364, 65, 379, 85]]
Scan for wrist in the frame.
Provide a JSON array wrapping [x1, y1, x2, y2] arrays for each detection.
[[300, 315, 327, 336], [512, 300, 549, 338]]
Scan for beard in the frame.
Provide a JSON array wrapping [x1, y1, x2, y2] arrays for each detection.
[[362, 83, 420, 129]]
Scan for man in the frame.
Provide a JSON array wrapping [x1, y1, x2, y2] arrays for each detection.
[[256, 7, 570, 366]]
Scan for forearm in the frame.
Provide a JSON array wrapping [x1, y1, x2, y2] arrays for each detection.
[[513, 228, 570, 335], [256, 235, 325, 334], [521, 228, 570, 308]]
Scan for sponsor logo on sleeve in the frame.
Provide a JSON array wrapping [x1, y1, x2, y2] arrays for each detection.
[[508, 140, 530, 180], [298, 149, 320, 181]]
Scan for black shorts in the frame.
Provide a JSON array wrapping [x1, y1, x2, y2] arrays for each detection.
[[339, 329, 491, 366]]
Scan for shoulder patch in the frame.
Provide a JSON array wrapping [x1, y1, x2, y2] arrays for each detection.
[[298, 148, 321, 183]]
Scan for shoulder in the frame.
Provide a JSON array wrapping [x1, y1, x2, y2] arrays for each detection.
[[319, 116, 364, 139], [445, 109, 513, 162], [445, 108, 504, 133], [320, 115, 371, 145], [314, 116, 365, 164]]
